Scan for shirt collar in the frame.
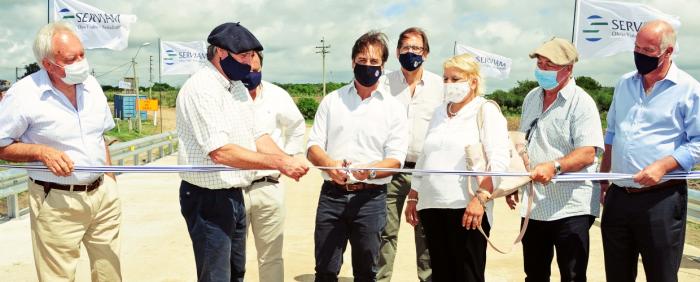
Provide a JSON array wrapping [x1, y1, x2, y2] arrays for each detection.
[[204, 61, 235, 91], [539, 79, 575, 101], [36, 69, 88, 96], [633, 62, 680, 85], [348, 81, 387, 100]]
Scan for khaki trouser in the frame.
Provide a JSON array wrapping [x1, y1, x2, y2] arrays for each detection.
[[377, 172, 432, 282], [244, 180, 285, 282], [28, 176, 122, 282]]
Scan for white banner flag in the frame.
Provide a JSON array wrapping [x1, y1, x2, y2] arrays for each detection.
[[455, 43, 512, 80], [53, 0, 137, 51], [118, 80, 131, 90], [574, 0, 680, 59], [160, 41, 208, 76]]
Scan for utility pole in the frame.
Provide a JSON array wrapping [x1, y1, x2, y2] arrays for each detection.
[[15, 67, 21, 82], [315, 37, 330, 96], [132, 58, 142, 133], [149, 55, 153, 99]]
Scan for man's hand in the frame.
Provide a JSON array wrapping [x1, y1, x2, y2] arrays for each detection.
[[326, 160, 349, 185], [278, 156, 309, 181], [350, 163, 373, 181], [505, 191, 519, 210], [37, 145, 74, 177], [633, 161, 669, 187], [530, 162, 556, 184]]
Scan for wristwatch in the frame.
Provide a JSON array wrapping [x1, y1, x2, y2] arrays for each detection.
[[553, 160, 562, 175], [369, 170, 377, 180]]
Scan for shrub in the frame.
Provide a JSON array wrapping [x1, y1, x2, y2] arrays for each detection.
[[297, 97, 319, 120]]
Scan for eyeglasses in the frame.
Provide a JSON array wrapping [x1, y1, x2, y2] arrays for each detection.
[[400, 45, 425, 54], [525, 118, 539, 142]]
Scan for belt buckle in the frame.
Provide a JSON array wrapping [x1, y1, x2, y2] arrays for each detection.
[[344, 183, 360, 192]]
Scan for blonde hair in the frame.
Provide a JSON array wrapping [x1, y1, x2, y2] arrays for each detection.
[[443, 53, 485, 96], [33, 21, 80, 69]]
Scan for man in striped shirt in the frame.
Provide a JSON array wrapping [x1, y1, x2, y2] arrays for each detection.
[[176, 22, 308, 282], [508, 38, 604, 282]]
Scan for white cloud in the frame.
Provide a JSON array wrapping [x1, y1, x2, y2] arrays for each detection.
[[0, 0, 698, 91]]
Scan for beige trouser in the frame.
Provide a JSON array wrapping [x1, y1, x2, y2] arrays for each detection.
[[28, 176, 122, 282], [243, 180, 285, 282]]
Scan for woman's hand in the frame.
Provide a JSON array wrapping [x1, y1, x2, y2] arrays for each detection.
[[462, 196, 485, 230], [404, 189, 420, 227]]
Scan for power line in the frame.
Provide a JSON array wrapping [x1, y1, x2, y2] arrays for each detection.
[[95, 61, 132, 78]]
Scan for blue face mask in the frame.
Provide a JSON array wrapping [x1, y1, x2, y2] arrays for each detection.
[[398, 52, 424, 71], [354, 64, 382, 87], [534, 66, 562, 90], [241, 71, 262, 90], [220, 52, 251, 81]]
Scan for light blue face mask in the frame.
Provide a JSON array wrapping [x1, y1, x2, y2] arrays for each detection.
[[534, 66, 562, 90]]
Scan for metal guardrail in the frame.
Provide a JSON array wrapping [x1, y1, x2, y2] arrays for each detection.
[[0, 131, 178, 220], [689, 189, 700, 224]]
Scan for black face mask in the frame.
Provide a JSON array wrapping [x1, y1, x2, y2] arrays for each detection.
[[241, 71, 262, 90], [220, 53, 251, 81], [398, 52, 424, 71], [634, 51, 662, 75], [353, 64, 382, 87]]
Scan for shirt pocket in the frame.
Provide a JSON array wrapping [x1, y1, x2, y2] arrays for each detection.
[[551, 117, 572, 145]]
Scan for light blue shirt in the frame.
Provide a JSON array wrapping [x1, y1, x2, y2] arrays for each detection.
[[605, 63, 700, 188], [0, 70, 115, 184]]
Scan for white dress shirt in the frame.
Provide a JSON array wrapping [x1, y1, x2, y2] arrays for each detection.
[[412, 97, 511, 224], [382, 69, 444, 163], [252, 80, 306, 179], [176, 62, 263, 189], [307, 83, 409, 185], [0, 70, 114, 185]]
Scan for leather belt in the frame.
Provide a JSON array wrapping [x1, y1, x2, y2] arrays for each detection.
[[615, 179, 686, 194], [252, 176, 279, 185], [31, 177, 103, 193], [325, 180, 383, 192], [404, 162, 416, 169]]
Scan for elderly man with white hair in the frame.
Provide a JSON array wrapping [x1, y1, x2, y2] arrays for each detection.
[[600, 19, 700, 282], [0, 22, 121, 281]]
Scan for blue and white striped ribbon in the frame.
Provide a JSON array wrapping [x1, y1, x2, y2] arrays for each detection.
[[1, 164, 700, 181]]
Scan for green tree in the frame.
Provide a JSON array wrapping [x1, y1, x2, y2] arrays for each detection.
[[21, 63, 40, 78]]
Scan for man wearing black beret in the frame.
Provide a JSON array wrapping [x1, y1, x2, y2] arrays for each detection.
[[175, 22, 309, 282]]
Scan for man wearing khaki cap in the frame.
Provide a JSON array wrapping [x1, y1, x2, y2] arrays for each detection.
[[505, 37, 603, 281]]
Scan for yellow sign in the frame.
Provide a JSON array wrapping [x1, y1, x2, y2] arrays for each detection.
[[137, 99, 159, 111]]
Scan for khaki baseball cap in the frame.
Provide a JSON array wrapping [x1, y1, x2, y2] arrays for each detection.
[[529, 37, 578, 65]]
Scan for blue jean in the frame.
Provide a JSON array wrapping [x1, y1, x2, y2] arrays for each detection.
[[180, 181, 247, 282], [314, 181, 387, 282]]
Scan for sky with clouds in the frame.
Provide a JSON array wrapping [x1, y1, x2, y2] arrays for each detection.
[[1, 0, 699, 92]]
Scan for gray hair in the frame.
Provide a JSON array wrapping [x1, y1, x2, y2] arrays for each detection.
[[33, 22, 80, 69]]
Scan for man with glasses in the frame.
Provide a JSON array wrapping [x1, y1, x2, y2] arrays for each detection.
[[377, 27, 441, 282], [506, 38, 603, 282]]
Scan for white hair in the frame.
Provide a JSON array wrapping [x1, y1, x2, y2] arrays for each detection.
[[33, 21, 80, 69], [660, 27, 677, 51]]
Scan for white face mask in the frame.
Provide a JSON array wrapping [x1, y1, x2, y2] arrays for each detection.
[[443, 81, 471, 103], [52, 58, 90, 85]]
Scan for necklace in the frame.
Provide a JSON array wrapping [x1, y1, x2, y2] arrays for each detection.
[[447, 102, 457, 117]]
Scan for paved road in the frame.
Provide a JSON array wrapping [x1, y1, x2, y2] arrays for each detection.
[[1, 155, 699, 281]]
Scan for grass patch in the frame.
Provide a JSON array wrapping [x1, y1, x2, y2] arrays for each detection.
[[106, 119, 161, 142]]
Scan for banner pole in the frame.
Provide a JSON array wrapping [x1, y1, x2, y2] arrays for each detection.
[[572, 0, 580, 45], [47, 0, 50, 23], [158, 38, 162, 83], [453, 41, 457, 56]]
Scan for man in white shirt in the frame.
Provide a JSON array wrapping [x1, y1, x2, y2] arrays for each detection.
[[377, 27, 441, 282], [240, 50, 306, 282], [0, 22, 121, 281], [307, 31, 409, 281], [176, 22, 308, 282]]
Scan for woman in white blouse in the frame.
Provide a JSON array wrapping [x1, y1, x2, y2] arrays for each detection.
[[404, 53, 511, 282]]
